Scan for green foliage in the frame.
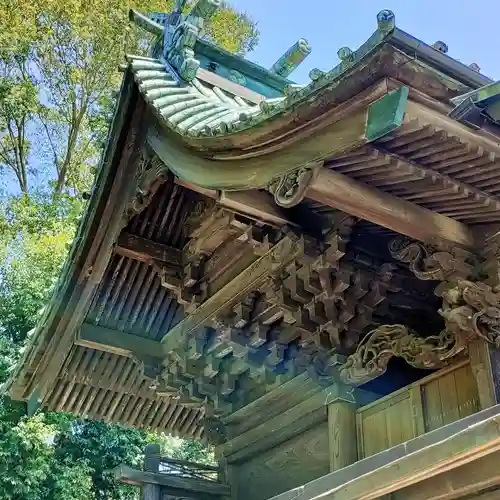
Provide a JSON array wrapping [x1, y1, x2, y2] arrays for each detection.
[[0, 0, 259, 195], [0, 0, 231, 495]]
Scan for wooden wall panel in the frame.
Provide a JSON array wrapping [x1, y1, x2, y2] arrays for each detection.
[[422, 363, 479, 431], [357, 391, 415, 458], [233, 422, 330, 500], [357, 361, 482, 460]]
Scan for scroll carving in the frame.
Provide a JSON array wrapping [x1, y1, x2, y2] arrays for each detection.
[[268, 163, 321, 208], [125, 153, 169, 219], [339, 325, 457, 385], [389, 236, 476, 282], [340, 279, 500, 385]]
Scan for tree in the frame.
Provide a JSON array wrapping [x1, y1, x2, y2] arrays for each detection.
[[0, 0, 259, 196]]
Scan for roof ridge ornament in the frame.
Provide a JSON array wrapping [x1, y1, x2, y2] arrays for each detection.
[[130, 0, 221, 82], [269, 39, 312, 79], [376, 9, 395, 33], [165, 0, 221, 81]]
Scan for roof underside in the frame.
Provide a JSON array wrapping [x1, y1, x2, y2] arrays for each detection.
[[6, 13, 500, 440]]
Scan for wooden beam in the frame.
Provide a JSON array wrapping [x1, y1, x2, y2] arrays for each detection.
[[115, 231, 182, 267], [115, 465, 230, 497], [24, 86, 147, 403], [161, 235, 302, 353], [76, 323, 162, 360], [218, 190, 294, 228], [219, 385, 355, 463], [306, 167, 475, 249], [269, 404, 500, 500], [393, 451, 500, 500]]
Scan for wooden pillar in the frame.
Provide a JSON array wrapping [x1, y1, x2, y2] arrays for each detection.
[[143, 444, 161, 500], [470, 340, 497, 409], [328, 399, 357, 472]]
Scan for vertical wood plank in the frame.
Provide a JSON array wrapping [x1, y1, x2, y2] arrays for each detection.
[[410, 386, 425, 437], [488, 344, 500, 404], [328, 401, 357, 472], [470, 341, 497, 410], [438, 371, 460, 425], [356, 412, 364, 460], [454, 364, 480, 418], [143, 444, 161, 500], [422, 379, 444, 431]]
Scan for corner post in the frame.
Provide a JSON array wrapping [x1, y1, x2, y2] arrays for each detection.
[[143, 444, 161, 500], [327, 397, 357, 472]]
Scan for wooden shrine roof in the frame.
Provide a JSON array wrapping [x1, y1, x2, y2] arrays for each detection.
[[4, 10, 500, 440]]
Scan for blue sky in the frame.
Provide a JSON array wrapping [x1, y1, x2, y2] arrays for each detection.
[[229, 0, 500, 84]]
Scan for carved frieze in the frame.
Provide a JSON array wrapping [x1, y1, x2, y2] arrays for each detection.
[[124, 152, 169, 222], [267, 163, 321, 208], [339, 325, 457, 385], [388, 236, 477, 282], [340, 279, 500, 385]]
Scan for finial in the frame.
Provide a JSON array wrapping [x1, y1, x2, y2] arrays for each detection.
[[337, 47, 354, 63], [269, 39, 312, 78], [377, 10, 395, 33], [309, 68, 325, 81], [469, 62, 481, 72], [432, 41, 448, 54], [189, 0, 221, 22]]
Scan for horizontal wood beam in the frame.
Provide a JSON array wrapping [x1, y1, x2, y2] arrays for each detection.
[[174, 177, 294, 228], [76, 323, 162, 360], [161, 235, 302, 353], [269, 404, 500, 500], [393, 450, 500, 500], [306, 167, 475, 249], [115, 231, 182, 267], [115, 465, 230, 497], [219, 384, 355, 464]]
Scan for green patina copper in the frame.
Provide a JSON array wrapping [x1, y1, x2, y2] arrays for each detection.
[[269, 39, 312, 78], [129, 9, 399, 140], [366, 86, 409, 142], [146, 87, 410, 191]]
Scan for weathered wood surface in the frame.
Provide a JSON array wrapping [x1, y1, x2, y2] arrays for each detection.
[[393, 450, 500, 500], [24, 86, 147, 402], [328, 401, 357, 472], [307, 168, 475, 249], [268, 403, 500, 500], [115, 465, 230, 498], [468, 340, 496, 411], [115, 231, 182, 267], [234, 423, 330, 500], [147, 85, 405, 190], [75, 323, 163, 360], [219, 390, 330, 463], [161, 235, 301, 353], [357, 361, 479, 459]]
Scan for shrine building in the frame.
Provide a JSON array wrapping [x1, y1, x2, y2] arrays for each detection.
[[5, 3, 500, 500]]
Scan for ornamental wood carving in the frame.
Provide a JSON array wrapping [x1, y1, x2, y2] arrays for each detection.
[[125, 152, 169, 219], [267, 163, 321, 208], [340, 279, 500, 385], [388, 236, 476, 282]]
